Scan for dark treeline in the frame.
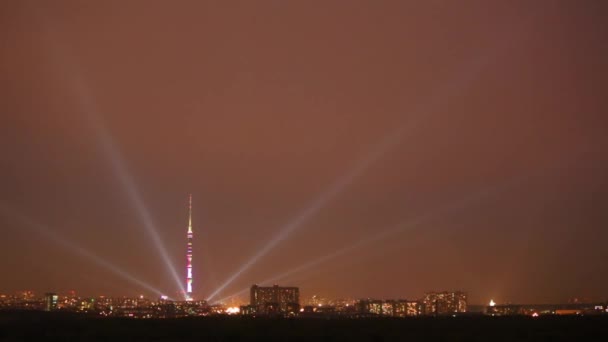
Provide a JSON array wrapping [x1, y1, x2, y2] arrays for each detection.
[[1, 311, 607, 341]]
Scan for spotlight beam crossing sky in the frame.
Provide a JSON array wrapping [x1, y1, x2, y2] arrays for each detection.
[[206, 28, 518, 301], [2, 1, 607, 304], [0, 203, 166, 298], [213, 172, 527, 304], [32, 7, 186, 296]]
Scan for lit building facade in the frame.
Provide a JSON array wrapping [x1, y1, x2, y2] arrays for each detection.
[[356, 299, 422, 317], [44, 293, 58, 311], [423, 291, 467, 315], [250, 284, 299, 314], [357, 299, 383, 315], [393, 300, 423, 317]]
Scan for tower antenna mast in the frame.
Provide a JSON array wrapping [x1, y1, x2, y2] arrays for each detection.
[[186, 194, 193, 300]]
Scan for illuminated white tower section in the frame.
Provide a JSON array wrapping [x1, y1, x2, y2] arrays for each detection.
[[186, 194, 193, 300]]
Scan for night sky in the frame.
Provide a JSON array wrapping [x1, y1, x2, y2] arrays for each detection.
[[1, 0, 607, 305]]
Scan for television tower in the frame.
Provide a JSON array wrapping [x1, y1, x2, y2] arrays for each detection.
[[186, 194, 193, 301]]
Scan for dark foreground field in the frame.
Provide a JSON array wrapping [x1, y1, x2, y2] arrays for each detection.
[[1, 312, 607, 341]]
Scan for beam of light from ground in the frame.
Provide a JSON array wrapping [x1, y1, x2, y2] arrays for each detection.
[[31, 7, 186, 296], [82, 109, 186, 296], [0, 203, 168, 298], [207, 38, 511, 302], [213, 176, 525, 304], [216, 142, 586, 304], [280, 160, 582, 290]]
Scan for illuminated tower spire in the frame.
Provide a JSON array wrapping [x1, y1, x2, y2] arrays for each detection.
[[186, 194, 193, 300]]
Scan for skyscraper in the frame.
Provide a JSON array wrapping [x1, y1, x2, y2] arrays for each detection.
[[186, 194, 193, 301]]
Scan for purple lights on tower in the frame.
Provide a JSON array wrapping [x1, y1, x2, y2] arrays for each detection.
[[186, 194, 193, 300]]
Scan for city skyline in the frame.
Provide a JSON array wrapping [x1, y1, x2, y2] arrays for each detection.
[[2, 286, 607, 318], [1, 0, 608, 306]]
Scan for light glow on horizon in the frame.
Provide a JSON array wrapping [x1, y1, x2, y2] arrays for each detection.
[[225, 307, 240, 314]]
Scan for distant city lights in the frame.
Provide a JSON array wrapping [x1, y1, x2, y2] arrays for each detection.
[[225, 307, 240, 314]]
